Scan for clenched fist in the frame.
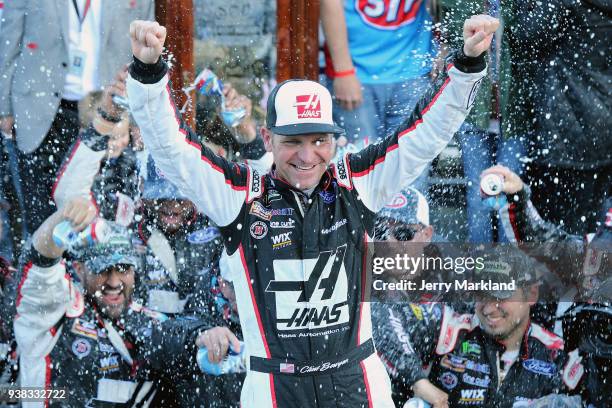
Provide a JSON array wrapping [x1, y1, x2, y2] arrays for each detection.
[[463, 15, 500, 57], [130, 20, 167, 64]]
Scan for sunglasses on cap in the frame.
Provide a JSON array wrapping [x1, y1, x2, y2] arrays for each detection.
[[374, 220, 425, 241]]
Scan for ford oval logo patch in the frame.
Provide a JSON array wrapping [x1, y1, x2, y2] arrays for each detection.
[[523, 359, 556, 377], [188, 227, 220, 244]]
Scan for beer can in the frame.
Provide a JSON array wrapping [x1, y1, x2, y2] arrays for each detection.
[[52, 219, 112, 249], [112, 94, 130, 111], [480, 174, 504, 197], [403, 398, 432, 408], [197, 341, 246, 376]]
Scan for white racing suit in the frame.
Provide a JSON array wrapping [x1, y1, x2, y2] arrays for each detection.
[[127, 49, 487, 407]]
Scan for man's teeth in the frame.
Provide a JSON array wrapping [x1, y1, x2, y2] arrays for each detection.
[[295, 164, 315, 170]]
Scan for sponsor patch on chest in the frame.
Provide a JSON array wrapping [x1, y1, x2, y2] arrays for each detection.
[[321, 219, 347, 234], [522, 359, 556, 377], [462, 372, 490, 388], [71, 319, 98, 340], [250, 221, 268, 239], [187, 227, 220, 244], [99, 354, 121, 373], [265, 245, 350, 333], [270, 219, 296, 229], [459, 389, 485, 404], [440, 371, 458, 390], [71, 338, 92, 359], [272, 232, 293, 249], [250, 201, 272, 221]]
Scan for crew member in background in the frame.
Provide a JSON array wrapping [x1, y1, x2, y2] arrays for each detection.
[[374, 247, 584, 408], [483, 164, 611, 407], [15, 197, 212, 407]]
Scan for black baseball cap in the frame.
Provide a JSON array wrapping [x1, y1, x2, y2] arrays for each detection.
[[474, 246, 539, 299], [71, 224, 139, 274]]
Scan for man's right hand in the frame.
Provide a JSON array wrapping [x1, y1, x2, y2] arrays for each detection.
[[333, 75, 363, 111], [0, 116, 14, 136], [33, 197, 98, 259], [129, 20, 167, 64], [61, 197, 98, 232]]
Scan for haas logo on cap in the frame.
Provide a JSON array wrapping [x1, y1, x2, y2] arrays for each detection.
[[356, 0, 422, 29], [295, 95, 321, 119]]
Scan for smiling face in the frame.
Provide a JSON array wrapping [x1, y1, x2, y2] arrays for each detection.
[[475, 285, 536, 342], [262, 129, 335, 191], [144, 199, 195, 235], [78, 263, 135, 320]]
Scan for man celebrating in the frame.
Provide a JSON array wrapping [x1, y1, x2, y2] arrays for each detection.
[[126, 15, 497, 407], [15, 198, 210, 407], [374, 249, 584, 407]]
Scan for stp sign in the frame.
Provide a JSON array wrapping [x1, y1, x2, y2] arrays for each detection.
[[356, 0, 422, 30]]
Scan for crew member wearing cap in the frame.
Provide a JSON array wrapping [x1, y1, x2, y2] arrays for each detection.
[[126, 15, 497, 407], [371, 188, 438, 405], [375, 188, 433, 244], [371, 188, 440, 303], [14, 197, 212, 407], [375, 247, 584, 407], [371, 188, 474, 305], [139, 154, 248, 407], [483, 164, 611, 406]]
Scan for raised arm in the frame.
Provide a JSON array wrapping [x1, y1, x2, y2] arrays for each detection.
[[53, 70, 131, 213], [15, 198, 95, 360], [126, 21, 253, 227], [481, 165, 585, 277], [52, 128, 107, 210], [484, 165, 583, 246], [341, 15, 497, 212]]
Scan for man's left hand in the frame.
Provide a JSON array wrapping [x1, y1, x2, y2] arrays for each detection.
[[463, 15, 500, 57]]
